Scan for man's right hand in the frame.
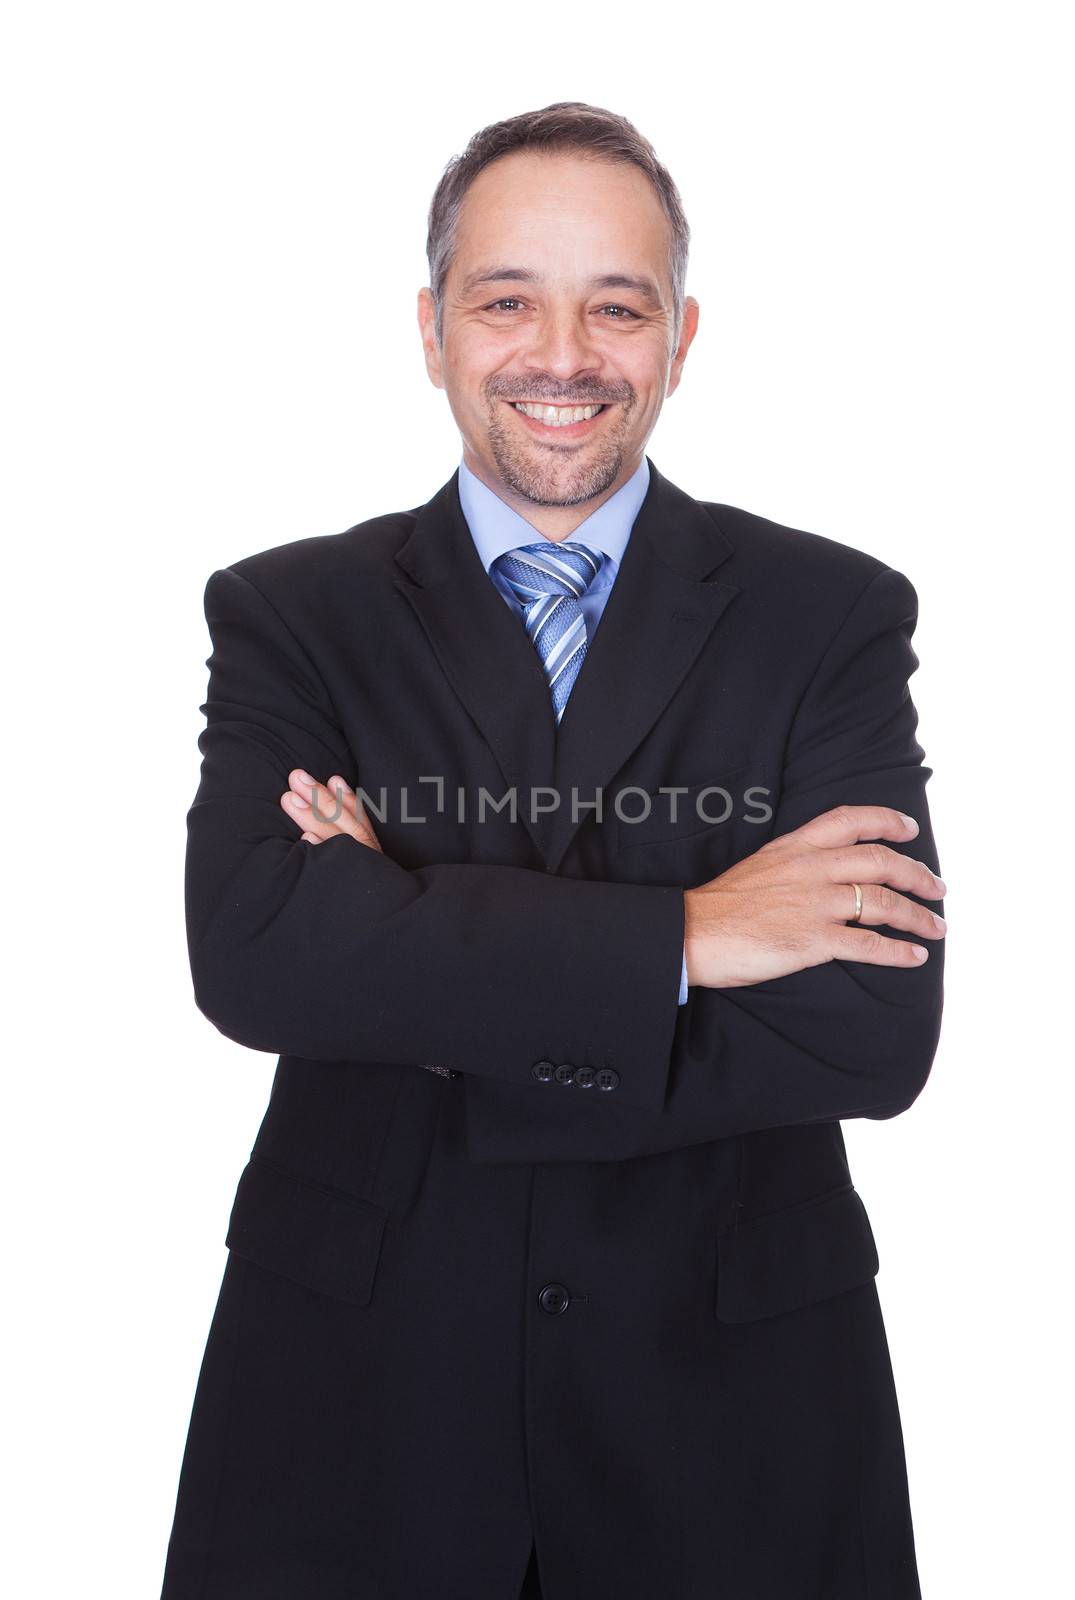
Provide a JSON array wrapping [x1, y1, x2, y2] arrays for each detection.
[[281, 770, 384, 853], [683, 805, 947, 990]]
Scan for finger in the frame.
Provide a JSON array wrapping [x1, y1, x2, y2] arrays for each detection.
[[287, 769, 383, 851], [323, 776, 365, 824], [823, 841, 946, 902], [324, 775, 384, 854], [829, 925, 933, 966], [287, 769, 363, 841], [828, 881, 946, 940], [281, 782, 344, 841], [797, 804, 923, 851]]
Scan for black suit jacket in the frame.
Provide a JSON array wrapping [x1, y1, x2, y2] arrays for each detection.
[[161, 459, 943, 1600]]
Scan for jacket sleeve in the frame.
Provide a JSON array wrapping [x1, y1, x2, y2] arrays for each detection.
[[462, 564, 946, 1164], [184, 565, 687, 1113]]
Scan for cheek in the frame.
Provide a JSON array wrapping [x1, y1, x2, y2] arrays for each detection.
[[441, 369, 498, 432], [611, 350, 668, 410], [615, 382, 661, 426], [448, 324, 522, 383]]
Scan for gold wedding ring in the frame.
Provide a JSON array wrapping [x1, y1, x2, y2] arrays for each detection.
[[849, 883, 863, 923]]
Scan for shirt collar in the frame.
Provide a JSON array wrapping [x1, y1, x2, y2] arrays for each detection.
[[457, 454, 651, 577]]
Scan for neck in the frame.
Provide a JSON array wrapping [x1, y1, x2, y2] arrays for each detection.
[[461, 446, 641, 542]]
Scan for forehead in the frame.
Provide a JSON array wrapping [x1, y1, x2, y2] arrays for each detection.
[[451, 149, 672, 285]]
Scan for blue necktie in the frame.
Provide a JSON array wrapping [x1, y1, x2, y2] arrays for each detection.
[[492, 540, 608, 724], [418, 539, 606, 1081]]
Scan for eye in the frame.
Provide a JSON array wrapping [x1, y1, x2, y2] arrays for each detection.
[[483, 299, 640, 319]]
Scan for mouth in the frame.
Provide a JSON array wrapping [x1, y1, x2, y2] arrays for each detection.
[[505, 399, 611, 438]]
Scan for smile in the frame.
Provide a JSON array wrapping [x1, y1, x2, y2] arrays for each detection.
[[508, 400, 610, 435]]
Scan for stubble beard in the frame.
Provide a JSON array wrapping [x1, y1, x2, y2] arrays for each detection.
[[484, 397, 636, 508]]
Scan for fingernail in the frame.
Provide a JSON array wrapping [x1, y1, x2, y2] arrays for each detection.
[[932, 912, 946, 930], [911, 945, 928, 961], [934, 877, 947, 895], [901, 814, 919, 833], [284, 791, 310, 809], [293, 769, 313, 786]]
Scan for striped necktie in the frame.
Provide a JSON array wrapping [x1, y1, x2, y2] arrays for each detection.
[[492, 540, 608, 724], [416, 539, 606, 1081]]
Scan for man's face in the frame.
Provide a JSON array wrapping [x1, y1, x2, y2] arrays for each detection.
[[419, 149, 698, 517]]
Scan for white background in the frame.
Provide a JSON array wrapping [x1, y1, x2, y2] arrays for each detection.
[[3, 3, 1071, 1594]]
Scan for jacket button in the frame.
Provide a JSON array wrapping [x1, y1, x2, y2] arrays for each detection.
[[572, 1065, 595, 1088], [538, 1282, 571, 1315], [554, 1063, 576, 1085], [594, 1068, 620, 1091], [531, 1060, 556, 1083]]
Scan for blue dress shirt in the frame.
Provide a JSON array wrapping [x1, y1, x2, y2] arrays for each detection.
[[457, 454, 690, 1006]]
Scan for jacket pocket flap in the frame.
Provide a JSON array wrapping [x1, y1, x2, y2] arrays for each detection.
[[716, 1184, 879, 1323], [615, 763, 766, 851], [225, 1157, 388, 1307], [614, 761, 748, 851]]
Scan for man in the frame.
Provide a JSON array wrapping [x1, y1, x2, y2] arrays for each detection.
[[161, 102, 946, 1600]]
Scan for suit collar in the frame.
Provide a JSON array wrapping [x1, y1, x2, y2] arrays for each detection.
[[456, 453, 650, 576], [395, 454, 734, 588], [393, 456, 740, 871]]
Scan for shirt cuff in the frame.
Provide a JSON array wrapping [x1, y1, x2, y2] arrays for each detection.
[[678, 943, 689, 1005]]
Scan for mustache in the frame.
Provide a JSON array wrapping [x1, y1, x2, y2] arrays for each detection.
[[487, 380, 633, 406]]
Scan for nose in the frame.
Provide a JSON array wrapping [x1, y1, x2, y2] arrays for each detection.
[[520, 303, 601, 385]]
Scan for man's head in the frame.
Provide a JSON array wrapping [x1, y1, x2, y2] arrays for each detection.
[[418, 102, 699, 530]]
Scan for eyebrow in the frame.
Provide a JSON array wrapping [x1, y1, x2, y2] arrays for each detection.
[[459, 266, 662, 305]]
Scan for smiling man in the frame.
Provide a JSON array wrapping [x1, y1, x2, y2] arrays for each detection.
[[427, 151, 677, 523], [161, 103, 946, 1600]]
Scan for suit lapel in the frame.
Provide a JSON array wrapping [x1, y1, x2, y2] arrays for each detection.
[[393, 470, 558, 861], [393, 457, 740, 871], [546, 460, 740, 870]]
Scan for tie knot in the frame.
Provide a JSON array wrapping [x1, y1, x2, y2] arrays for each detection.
[[492, 540, 607, 604]]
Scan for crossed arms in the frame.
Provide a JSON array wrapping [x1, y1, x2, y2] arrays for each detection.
[[186, 563, 946, 1164]]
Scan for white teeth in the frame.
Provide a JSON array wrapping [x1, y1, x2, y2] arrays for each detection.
[[513, 402, 604, 426]]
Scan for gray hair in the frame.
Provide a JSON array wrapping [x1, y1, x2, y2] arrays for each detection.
[[425, 101, 690, 348]]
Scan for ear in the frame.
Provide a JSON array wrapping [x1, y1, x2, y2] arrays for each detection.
[[417, 287, 445, 390], [666, 296, 700, 400]]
